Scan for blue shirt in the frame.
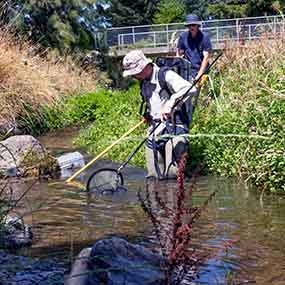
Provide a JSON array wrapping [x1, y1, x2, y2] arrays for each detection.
[[177, 30, 212, 77]]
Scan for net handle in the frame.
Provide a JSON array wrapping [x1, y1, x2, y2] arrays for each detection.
[[117, 121, 161, 173], [66, 119, 145, 183]]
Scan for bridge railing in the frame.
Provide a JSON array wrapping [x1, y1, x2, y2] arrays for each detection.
[[94, 15, 285, 50], [117, 20, 285, 49]]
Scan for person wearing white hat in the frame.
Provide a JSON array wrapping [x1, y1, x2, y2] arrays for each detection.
[[176, 14, 212, 81], [122, 50, 197, 179]]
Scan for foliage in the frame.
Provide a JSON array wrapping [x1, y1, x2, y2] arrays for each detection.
[[153, 0, 186, 24], [2, 0, 101, 53], [74, 39, 284, 193], [191, 39, 285, 193], [104, 0, 160, 27], [0, 28, 96, 136], [206, 3, 247, 19], [75, 85, 147, 167], [247, 0, 284, 16], [184, 0, 209, 19], [153, 0, 284, 21]]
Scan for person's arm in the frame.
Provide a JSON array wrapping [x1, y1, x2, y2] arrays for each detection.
[[195, 33, 212, 81], [195, 51, 210, 80], [176, 48, 184, 57], [176, 33, 185, 58], [160, 70, 197, 121]]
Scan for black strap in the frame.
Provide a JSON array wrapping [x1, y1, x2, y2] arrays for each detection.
[[158, 67, 192, 129], [139, 81, 146, 115]]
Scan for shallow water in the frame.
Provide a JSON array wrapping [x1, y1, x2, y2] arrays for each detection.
[[10, 128, 285, 284]]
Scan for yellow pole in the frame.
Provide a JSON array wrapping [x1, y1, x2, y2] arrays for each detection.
[[66, 119, 145, 183]]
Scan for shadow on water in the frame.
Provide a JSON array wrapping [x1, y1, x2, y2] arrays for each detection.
[[8, 128, 285, 284]]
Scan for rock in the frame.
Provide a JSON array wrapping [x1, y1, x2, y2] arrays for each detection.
[[0, 135, 58, 178], [67, 247, 92, 285], [68, 237, 166, 285], [2, 215, 33, 249], [56, 152, 85, 179], [0, 250, 65, 285], [0, 119, 21, 137]]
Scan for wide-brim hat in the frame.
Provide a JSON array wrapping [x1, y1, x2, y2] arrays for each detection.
[[185, 14, 202, 26], [122, 50, 152, 77]]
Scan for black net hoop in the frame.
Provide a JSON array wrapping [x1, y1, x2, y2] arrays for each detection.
[[86, 168, 125, 194]]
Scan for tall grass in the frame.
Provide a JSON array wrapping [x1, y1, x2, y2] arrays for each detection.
[[191, 37, 285, 193], [0, 28, 96, 136]]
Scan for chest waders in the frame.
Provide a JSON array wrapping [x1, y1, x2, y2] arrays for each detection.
[[141, 67, 192, 179]]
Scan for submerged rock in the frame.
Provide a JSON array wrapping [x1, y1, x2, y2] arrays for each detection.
[[0, 135, 58, 178], [68, 237, 166, 285], [2, 215, 33, 249], [0, 250, 65, 285]]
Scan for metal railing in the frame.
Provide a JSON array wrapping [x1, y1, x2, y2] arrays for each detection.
[[94, 15, 285, 50]]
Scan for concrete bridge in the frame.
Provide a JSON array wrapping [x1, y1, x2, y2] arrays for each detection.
[[93, 15, 285, 57]]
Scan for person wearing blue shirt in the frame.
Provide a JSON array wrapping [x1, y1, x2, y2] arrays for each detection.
[[176, 14, 212, 81]]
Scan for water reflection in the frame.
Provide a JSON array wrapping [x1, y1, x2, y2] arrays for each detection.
[[11, 173, 285, 284]]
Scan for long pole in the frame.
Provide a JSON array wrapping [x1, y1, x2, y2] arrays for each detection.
[[66, 119, 145, 183]]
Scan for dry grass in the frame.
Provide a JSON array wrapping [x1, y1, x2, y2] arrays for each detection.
[[0, 28, 97, 133], [219, 35, 285, 107]]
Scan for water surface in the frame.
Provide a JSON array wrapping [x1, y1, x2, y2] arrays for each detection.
[[11, 128, 285, 284]]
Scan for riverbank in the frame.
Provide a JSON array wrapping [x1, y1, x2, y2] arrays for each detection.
[[1, 33, 283, 194], [0, 29, 96, 138]]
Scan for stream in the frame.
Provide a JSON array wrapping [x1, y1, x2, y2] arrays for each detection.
[[9, 127, 285, 284]]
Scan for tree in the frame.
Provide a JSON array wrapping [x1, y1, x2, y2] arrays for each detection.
[[206, 3, 247, 19], [247, 0, 284, 16], [153, 0, 186, 24], [103, 0, 160, 27], [184, 0, 209, 19], [2, 0, 102, 54]]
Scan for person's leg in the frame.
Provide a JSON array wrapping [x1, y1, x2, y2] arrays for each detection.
[[164, 136, 188, 179], [145, 144, 165, 178]]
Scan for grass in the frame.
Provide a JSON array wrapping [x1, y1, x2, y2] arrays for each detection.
[[75, 85, 146, 166], [0, 28, 96, 137], [191, 37, 285, 193]]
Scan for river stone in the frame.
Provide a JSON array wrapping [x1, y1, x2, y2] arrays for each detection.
[[0, 250, 65, 285], [88, 237, 166, 285], [2, 215, 33, 249], [0, 135, 56, 178]]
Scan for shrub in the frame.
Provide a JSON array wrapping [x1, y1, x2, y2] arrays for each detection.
[[191, 38, 285, 193], [75, 85, 146, 166]]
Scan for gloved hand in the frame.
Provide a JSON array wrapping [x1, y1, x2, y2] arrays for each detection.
[[143, 112, 153, 124]]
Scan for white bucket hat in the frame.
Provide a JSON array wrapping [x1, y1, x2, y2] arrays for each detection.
[[122, 50, 152, 77]]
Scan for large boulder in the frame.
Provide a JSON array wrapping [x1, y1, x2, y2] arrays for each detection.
[[68, 237, 166, 285], [0, 135, 58, 178]]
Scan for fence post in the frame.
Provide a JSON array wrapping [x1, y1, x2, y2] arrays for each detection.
[[236, 18, 239, 42], [248, 25, 251, 41], [153, 32, 156, 47], [166, 25, 169, 47], [132, 27, 135, 45], [216, 26, 219, 43], [273, 16, 276, 34]]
